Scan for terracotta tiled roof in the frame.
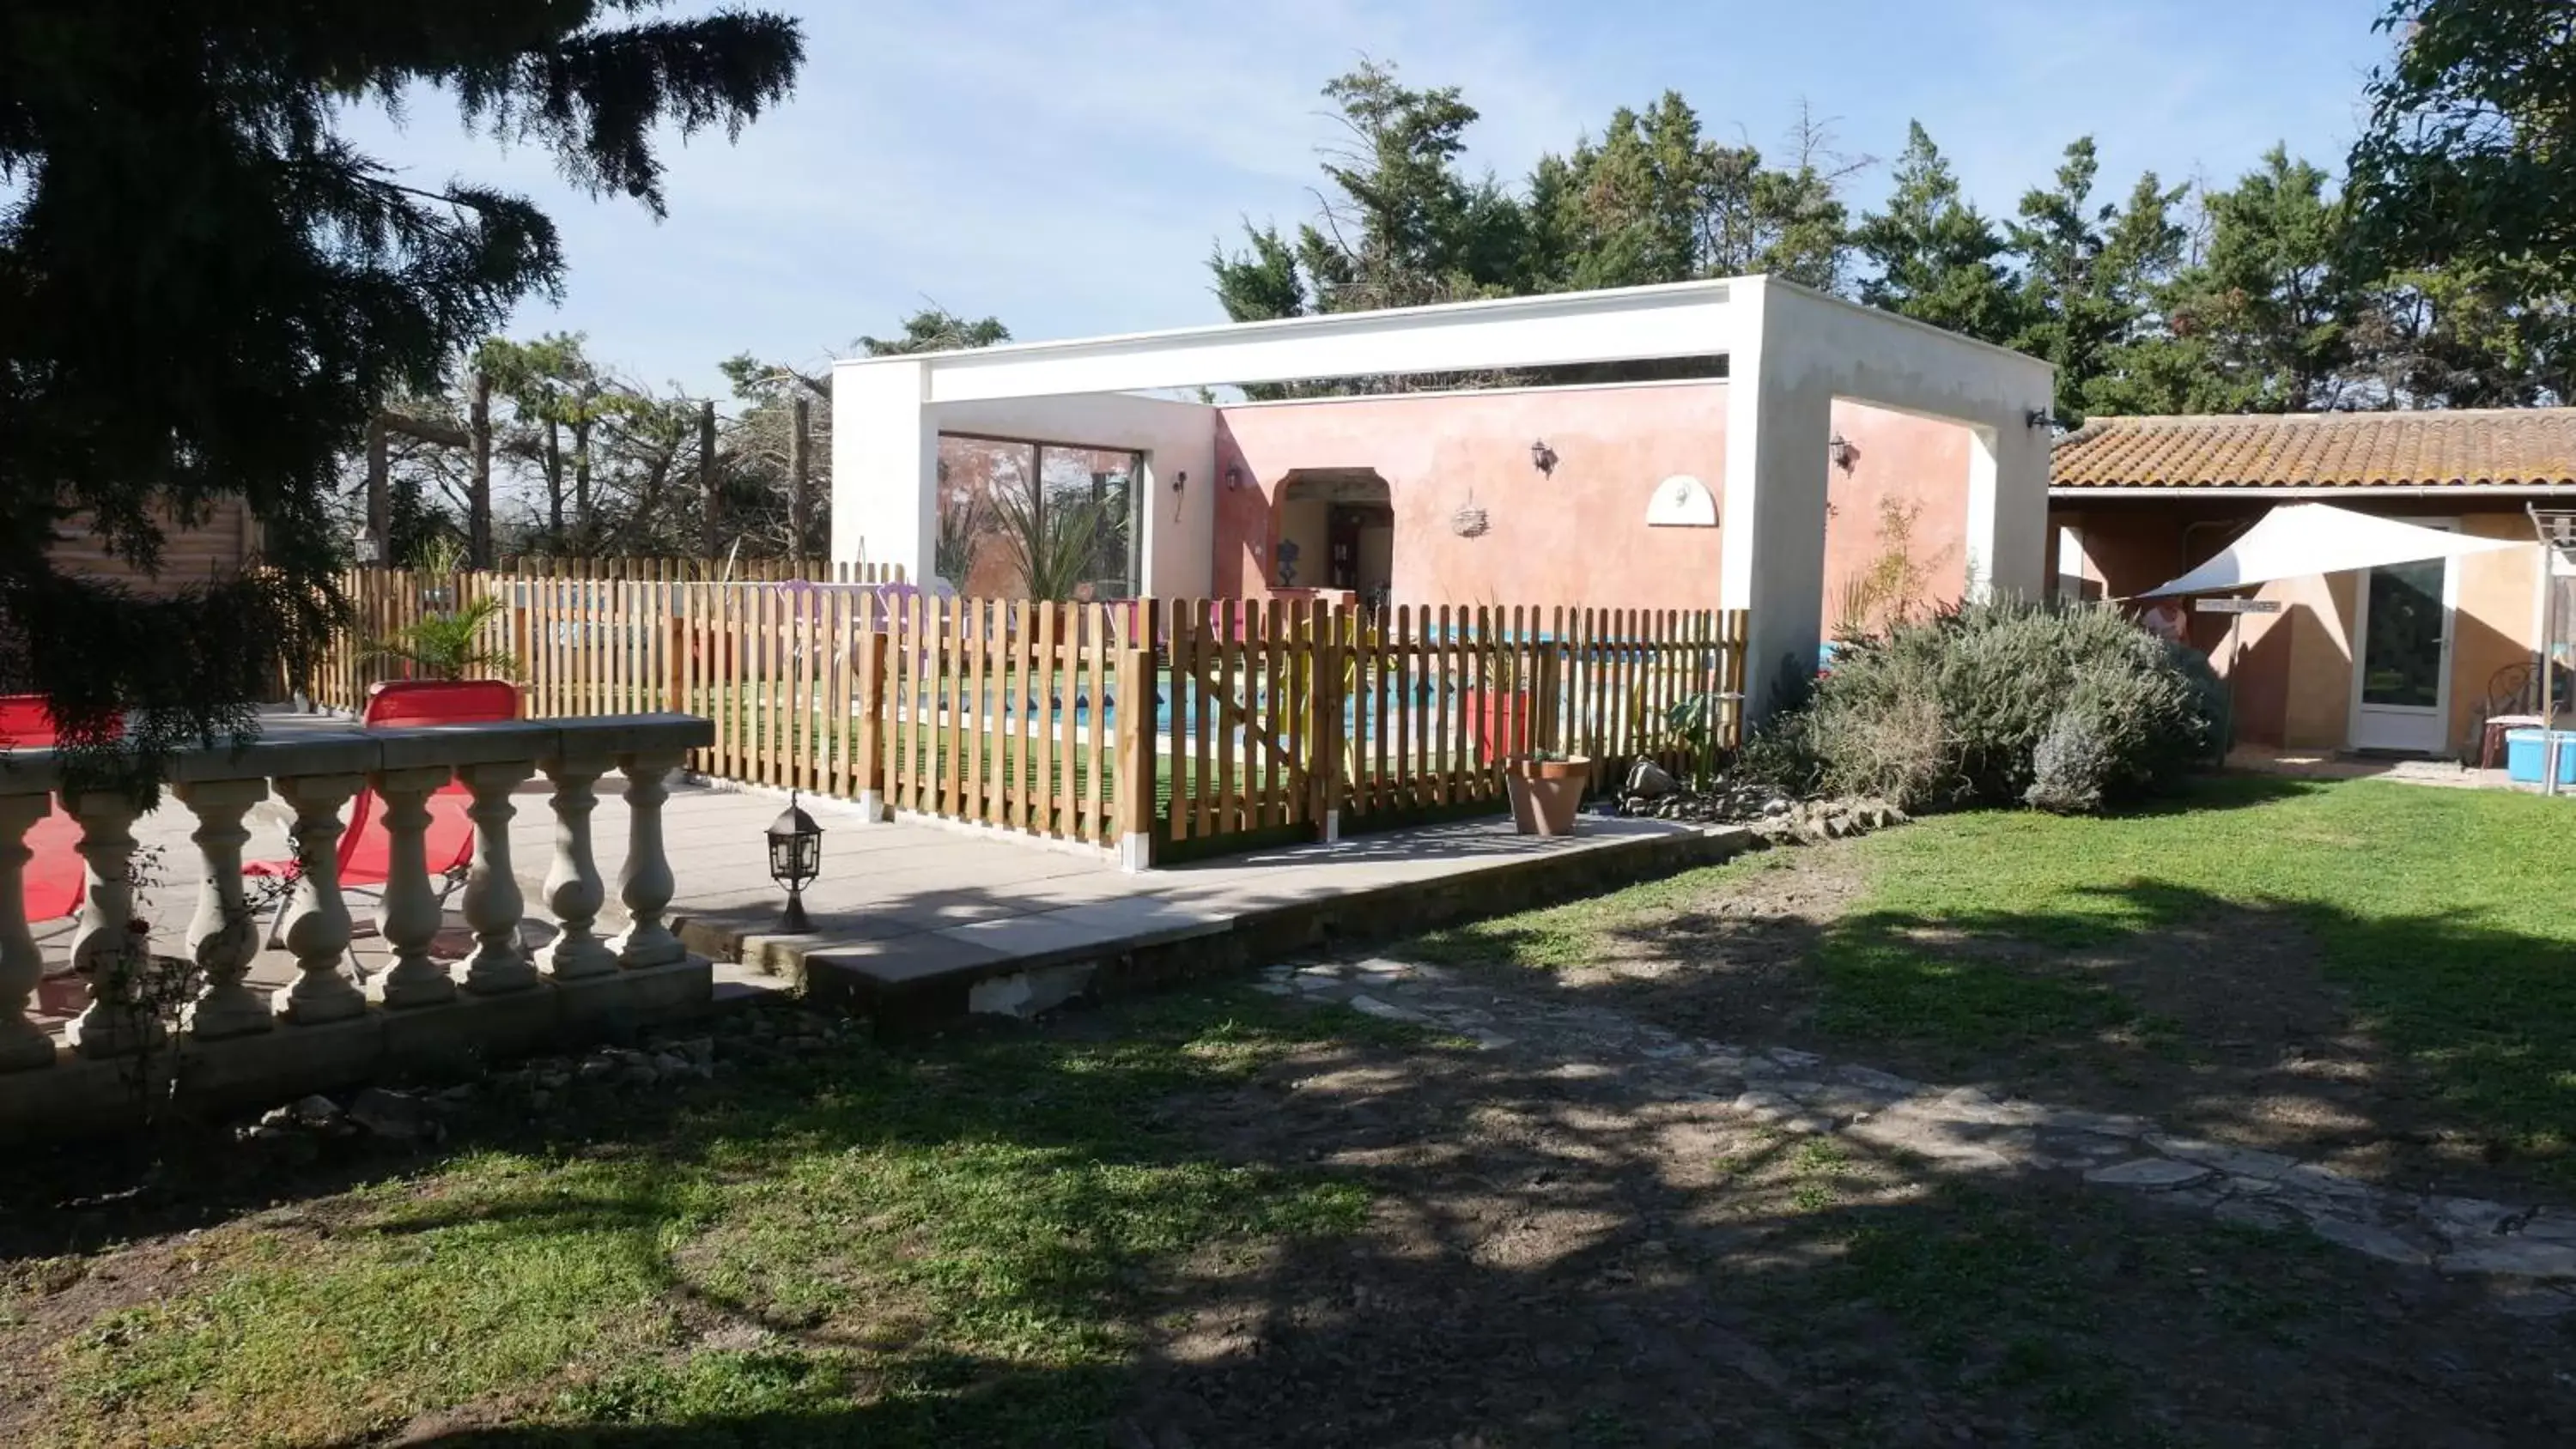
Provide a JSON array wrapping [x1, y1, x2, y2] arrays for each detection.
[[2050, 409, 2576, 489]]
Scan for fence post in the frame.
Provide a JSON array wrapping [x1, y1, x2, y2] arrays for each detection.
[[854, 627, 888, 822], [1113, 641, 1155, 871], [512, 603, 533, 711], [1310, 605, 1346, 842], [664, 613, 686, 713]]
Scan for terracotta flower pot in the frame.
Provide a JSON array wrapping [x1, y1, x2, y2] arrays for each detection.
[[1505, 755, 1590, 836]]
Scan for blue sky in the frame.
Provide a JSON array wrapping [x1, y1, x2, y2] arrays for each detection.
[[340, 0, 2401, 401]]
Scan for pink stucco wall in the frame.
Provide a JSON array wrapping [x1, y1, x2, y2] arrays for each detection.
[[1818, 403, 1973, 628], [1212, 383, 1972, 616]]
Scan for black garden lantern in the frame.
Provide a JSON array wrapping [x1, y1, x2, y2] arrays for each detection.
[[766, 791, 823, 931]]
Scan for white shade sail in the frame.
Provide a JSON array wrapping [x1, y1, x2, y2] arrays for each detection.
[[2138, 502, 2526, 597]]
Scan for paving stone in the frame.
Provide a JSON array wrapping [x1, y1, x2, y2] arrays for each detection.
[[1346, 993, 1425, 1024], [2280, 1163, 2375, 1199], [2144, 1134, 2301, 1181], [2429, 1196, 2523, 1239], [2306, 1216, 2433, 1267], [1250, 982, 1294, 996], [1767, 1046, 1824, 1070], [2438, 1240, 2576, 1280], [2083, 1158, 2215, 1190], [1834, 1064, 1919, 1094], [2042, 1107, 2155, 1138], [2518, 1210, 2576, 1242]]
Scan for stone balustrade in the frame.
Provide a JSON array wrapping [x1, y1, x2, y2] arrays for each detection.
[[0, 712, 714, 1136]]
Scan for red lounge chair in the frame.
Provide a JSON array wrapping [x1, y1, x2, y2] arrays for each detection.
[[0, 694, 121, 923], [246, 680, 520, 941]]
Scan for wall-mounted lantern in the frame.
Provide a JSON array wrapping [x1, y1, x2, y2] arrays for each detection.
[[766, 791, 823, 932], [1171, 469, 1188, 495], [2026, 407, 2058, 431], [1828, 432, 1858, 472], [1226, 466, 1246, 490], [1529, 440, 1558, 476]]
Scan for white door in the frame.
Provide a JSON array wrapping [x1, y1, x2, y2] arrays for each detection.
[[2350, 526, 2459, 755]]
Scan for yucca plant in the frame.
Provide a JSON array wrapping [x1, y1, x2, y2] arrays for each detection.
[[362, 594, 519, 681], [991, 479, 1114, 602]]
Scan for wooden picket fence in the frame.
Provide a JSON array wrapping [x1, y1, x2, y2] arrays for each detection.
[[1157, 601, 1746, 852], [308, 569, 1745, 863]]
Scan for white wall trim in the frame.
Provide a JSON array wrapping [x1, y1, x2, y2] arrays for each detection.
[[1217, 374, 1727, 411], [839, 278, 1735, 372]]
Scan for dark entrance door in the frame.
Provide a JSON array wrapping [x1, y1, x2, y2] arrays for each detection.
[[1325, 506, 1364, 590]]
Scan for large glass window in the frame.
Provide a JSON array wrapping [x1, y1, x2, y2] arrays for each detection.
[[934, 435, 1142, 600]]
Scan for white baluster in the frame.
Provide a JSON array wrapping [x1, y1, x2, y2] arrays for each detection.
[[367, 766, 456, 1008], [63, 789, 166, 1058], [0, 791, 56, 1071], [270, 773, 368, 1025], [174, 778, 273, 1040], [457, 760, 538, 993], [608, 749, 685, 967], [534, 750, 617, 979]]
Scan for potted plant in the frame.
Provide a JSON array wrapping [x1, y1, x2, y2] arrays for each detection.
[[1505, 748, 1591, 837], [361, 594, 519, 682]]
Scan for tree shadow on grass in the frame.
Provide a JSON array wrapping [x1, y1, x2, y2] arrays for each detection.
[[1479, 865, 2576, 1203], [10, 982, 2576, 1448], [360, 1022, 2576, 1449]]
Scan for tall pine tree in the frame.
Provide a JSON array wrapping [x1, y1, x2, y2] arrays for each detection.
[[0, 3, 804, 783], [1850, 123, 2020, 343]]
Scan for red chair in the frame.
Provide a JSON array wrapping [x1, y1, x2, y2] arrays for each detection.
[[0, 694, 121, 923], [246, 680, 521, 941]]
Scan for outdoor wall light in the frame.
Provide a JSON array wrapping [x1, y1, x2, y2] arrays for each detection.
[[1529, 440, 1558, 476], [1171, 469, 1188, 494], [1226, 465, 1245, 490], [2026, 407, 2058, 431], [1828, 432, 1857, 472], [766, 791, 823, 932]]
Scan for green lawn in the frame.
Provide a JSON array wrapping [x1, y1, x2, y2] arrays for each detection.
[[14, 775, 2576, 1445], [4, 997, 1388, 1448], [1415, 773, 2576, 1192]]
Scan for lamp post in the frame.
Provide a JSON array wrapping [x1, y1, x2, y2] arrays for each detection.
[[766, 791, 823, 931]]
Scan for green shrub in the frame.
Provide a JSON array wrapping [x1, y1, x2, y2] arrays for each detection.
[[1738, 600, 2221, 815]]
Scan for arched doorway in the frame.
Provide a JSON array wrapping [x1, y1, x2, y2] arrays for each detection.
[[1275, 468, 1394, 608]]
